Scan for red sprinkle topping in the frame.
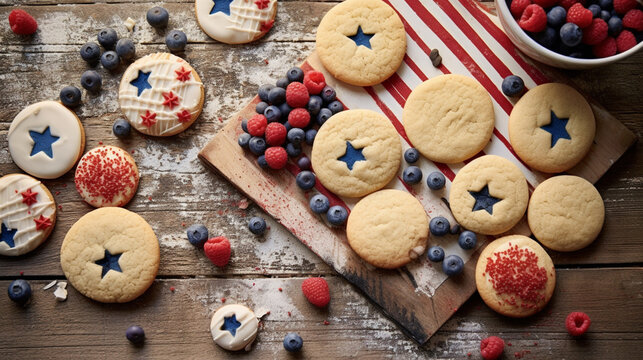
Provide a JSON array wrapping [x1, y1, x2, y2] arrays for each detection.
[[221, 297, 226, 303], [140, 110, 157, 128], [278, 287, 283, 292], [170, 286, 175, 292], [260, 19, 274, 33], [323, 320, 329, 325], [75, 147, 139, 206], [34, 215, 52, 230], [21, 188, 38, 206], [287, 311, 291, 317], [20, 271, 24, 276], [255, 0, 270, 9], [162, 91, 180, 109], [175, 67, 191, 82]]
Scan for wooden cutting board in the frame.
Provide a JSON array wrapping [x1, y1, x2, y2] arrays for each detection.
[[199, 0, 636, 344]]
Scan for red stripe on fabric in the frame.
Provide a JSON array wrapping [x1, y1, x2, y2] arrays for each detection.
[[284, 162, 350, 213], [404, 54, 432, 81], [388, 72, 413, 99], [382, 77, 406, 107]]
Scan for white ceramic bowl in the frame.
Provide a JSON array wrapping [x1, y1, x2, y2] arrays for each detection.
[[495, 0, 643, 69]]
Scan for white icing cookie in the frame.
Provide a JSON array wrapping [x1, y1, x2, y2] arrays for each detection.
[[0, 174, 56, 256], [210, 304, 259, 351], [195, 0, 277, 44], [118, 53, 204, 137], [8, 101, 85, 179]]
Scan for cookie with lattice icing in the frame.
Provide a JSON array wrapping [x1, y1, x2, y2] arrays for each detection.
[[210, 304, 259, 351], [195, 0, 277, 44], [119, 53, 204, 136]]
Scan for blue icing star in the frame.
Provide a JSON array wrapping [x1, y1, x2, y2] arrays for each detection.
[[540, 110, 571, 148], [95, 249, 123, 278], [130, 70, 152, 97], [468, 185, 502, 215], [29, 126, 59, 158], [221, 314, 242, 337], [210, 0, 234, 16], [338, 141, 366, 171], [348, 25, 375, 49], [0, 222, 17, 248]]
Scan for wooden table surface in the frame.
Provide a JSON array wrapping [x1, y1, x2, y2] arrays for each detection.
[[0, 1, 641, 359]]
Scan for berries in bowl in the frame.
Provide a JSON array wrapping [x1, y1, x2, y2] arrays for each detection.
[[496, 0, 643, 69]]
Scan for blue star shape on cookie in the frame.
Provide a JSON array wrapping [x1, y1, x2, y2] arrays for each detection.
[[29, 126, 59, 158], [95, 249, 123, 278], [540, 110, 571, 148], [338, 141, 366, 171], [210, 0, 234, 16], [469, 185, 502, 215], [130, 70, 152, 96], [348, 25, 375, 49], [221, 314, 241, 337], [0, 223, 17, 248]]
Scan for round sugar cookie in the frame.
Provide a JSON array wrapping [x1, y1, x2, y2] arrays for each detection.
[[509, 83, 595, 173], [195, 0, 277, 44], [8, 100, 85, 179], [315, 0, 406, 86], [0, 174, 57, 256], [528, 175, 604, 252], [210, 304, 259, 351], [60, 207, 159, 303], [403, 74, 495, 164], [449, 155, 529, 235], [75, 146, 140, 208], [119, 52, 204, 136], [310, 109, 402, 198], [346, 189, 428, 269], [476, 235, 556, 318]]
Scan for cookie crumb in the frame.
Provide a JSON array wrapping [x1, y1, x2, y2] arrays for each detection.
[[124, 17, 136, 31], [43, 280, 57, 290]]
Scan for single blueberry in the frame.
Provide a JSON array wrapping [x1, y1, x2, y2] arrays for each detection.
[[600, 10, 611, 22], [547, 6, 567, 28], [276, 77, 289, 89], [115, 38, 136, 60], [258, 84, 274, 102], [248, 217, 267, 235], [286, 67, 304, 83], [317, 108, 333, 126], [248, 137, 267, 155], [238, 133, 251, 148], [97, 28, 118, 49], [297, 156, 311, 170], [535, 26, 558, 49], [305, 129, 317, 145], [257, 155, 268, 169], [268, 87, 286, 105], [560, 22, 583, 47], [286, 142, 302, 157], [113, 119, 131, 138], [598, 0, 612, 10], [429, 216, 450, 236], [427, 246, 445, 262], [264, 105, 282, 123], [186, 224, 208, 247], [126, 325, 145, 344], [80, 70, 102, 92], [296, 170, 316, 190], [278, 102, 292, 119], [166, 30, 187, 52], [80, 42, 101, 63], [7, 279, 31, 305], [327, 100, 344, 114], [402, 166, 423, 185], [326, 205, 348, 225], [287, 128, 305, 145], [426, 171, 446, 190], [256, 101, 269, 115], [404, 148, 420, 164], [60, 86, 81, 108], [608, 16, 622, 36], [307, 95, 323, 116], [450, 223, 461, 235], [442, 255, 464, 276], [100, 50, 120, 70], [147, 6, 169, 28], [320, 85, 336, 103], [241, 118, 249, 133], [309, 194, 330, 214], [501, 75, 525, 97], [458, 230, 477, 250], [588, 4, 601, 18], [284, 121, 292, 132], [283, 332, 303, 352]]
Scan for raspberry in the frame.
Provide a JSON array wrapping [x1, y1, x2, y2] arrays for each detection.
[[616, 30, 637, 52], [203, 236, 231, 268], [567, 3, 593, 28], [613, 0, 637, 15], [264, 146, 288, 169], [288, 108, 311, 128], [8, 9, 38, 35], [560, 0, 581, 10], [480, 336, 505, 360], [565, 312, 591, 336], [623, 9, 643, 31], [303, 71, 326, 95], [286, 82, 310, 108], [532, 0, 558, 8], [247, 114, 267, 137], [510, 0, 532, 18], [519, 4, 547, 33], [592, 36, 617, 57], [582, 18, 608, 45], [264, 122, 287, 146], [301, 277, 330, 308]]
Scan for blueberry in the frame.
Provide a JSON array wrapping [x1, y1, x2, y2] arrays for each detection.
[[429, 216, 450, 236], [599, 0, 612, 10], [426, 171, 446, 190], [450, 223, 461, 235], [147, 6, 169, 28], [283, 332, 303, 352], [560, 22, 583, 47], [442, 255, 464, 276], [305, 129, 317, 145], [547, 6, 567, 28], [256, 101, 269, 115], [238, 133, 251, 148], [115, 38, 136, 60], [402, 148, 418, 164], [501, 75, 525, 97], [588, 4, 601, 18], [320, 85, 336, 103], [608, 16, 622, 36], [80, 70, 102, 92], [307, 95, 323, 116], [264, 105, 282, 123], [326, 205, 348, 225], [186, 224, 208, 247], [248, 216, 267, 235], [80, 42, 101, 63], [60, 86, 81, 108], [7, 279, 31, 305], [427, 246, 445, 262], [458, 230, 477, 250], [241, 118, 249, 133], [296, 170, 316, 190], [535, 26, 558, 49], [317, 108, 333, 126], [327, 100, 344, 114], [286, 142, 302, 157], [287, 128, 305, 145], [268, 87, 286, 105], [258, 84, 274, 102], [402, 166, 423, 185], [126, 325, 145, 344], [100, 50, 120, 70], [287, 67, 304, 83], [284, 121, 292, 132], [113, 119, 131, 138], [600, 10, 611, 22], [166, 30, 187, 52], [97, 28, 118, 49], [309, 194, 330, 214], [275, 77, 289, 88], [297, 156, 311, 170], [279, 102, 292, 119], [249, 137, 266, 155], [257, 155, 268, 168]]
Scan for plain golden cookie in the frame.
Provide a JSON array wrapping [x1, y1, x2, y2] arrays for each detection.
[[528, 175, 604, 252], [346, 189, 429, 269], [60, 207, 160, 303], [476, 235, 556, 318], [403, 74, 495, 163], [315, 0, 406, 86], [210, 304, 259, 351], [508, 83, 595, 173], [311, 109, 402, 198], [449, 155, 528, 235]]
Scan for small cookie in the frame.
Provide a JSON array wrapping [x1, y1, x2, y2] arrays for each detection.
[[315, 0, 406, 86], [449, 155, 528, 235], [346, 189, 428, 269], [509, 83, 595, 173], [210, 304, 259, 351], [75, 146, 140, 208], [195, 0, 277, 44], [476, 235, 556, 318], [528, 175, 604, 252], [60, 207, 159, 303], [311, 109, 402, 198], [119, 52, 204, 136], [0, 174, 56, 256], [403, 74, 495, 164], [8, 100, 85, 179]]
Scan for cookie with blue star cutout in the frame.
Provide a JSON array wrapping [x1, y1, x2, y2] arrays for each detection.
[[508, 83, 595, 173], [60, 207, 159, 303], [194, 0, 278, 44], [8, 100, 85, 179], [210, 304, 259, 351], [311, 109, 402, 198], [449, 155, 529, 235], [315, 0, 406, 86]]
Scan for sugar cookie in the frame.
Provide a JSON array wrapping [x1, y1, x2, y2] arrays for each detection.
[[195, 0, 277, 44], [210, 304, 259, 351]]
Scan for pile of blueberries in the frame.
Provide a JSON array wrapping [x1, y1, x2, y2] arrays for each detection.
[[427, 216, 478, 277]]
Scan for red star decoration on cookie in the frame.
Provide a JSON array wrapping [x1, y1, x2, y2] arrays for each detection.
[[34, 215, 52, 231], [140, 110, 157, 128], [176, 110, 192, 123], [162, 91, 180, 110], [255, 0, 270, 9], [260, 20, 275, 33], [21, 189, 38, 206], [175, 67, 191, 82]]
